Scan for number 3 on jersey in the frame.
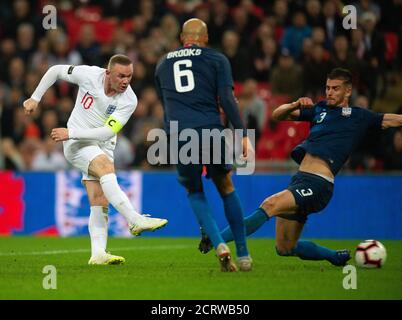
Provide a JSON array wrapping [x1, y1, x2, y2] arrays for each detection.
[[173, 59, 195, 93], [317, 112, 327, 123], [296, 188, 313, 197]]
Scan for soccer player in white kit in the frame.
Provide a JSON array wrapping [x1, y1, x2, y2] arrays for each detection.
[[23, 54, 168, 265]]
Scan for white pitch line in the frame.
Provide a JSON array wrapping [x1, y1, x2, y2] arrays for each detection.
[[0, 244, 193, 257]]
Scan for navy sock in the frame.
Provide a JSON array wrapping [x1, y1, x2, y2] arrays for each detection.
[[188, 192, 223, 249], [293, 240, 338, 262], [222, 191, 248, 257], [221, 207, 269, 243]]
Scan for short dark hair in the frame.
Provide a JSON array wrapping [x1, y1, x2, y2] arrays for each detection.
[[327, 68, 352, 86], [108, 54, 132, 69]]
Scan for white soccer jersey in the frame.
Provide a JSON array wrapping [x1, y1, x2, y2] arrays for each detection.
[[45, 65, 137, 147], [30, 64, 138, 179]]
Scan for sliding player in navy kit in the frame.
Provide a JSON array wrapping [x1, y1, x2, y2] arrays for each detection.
[[200, 68, 402, 266], [155, 18, 252, 272]]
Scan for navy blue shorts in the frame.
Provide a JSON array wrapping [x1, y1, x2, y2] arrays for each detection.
[[286, 171, 334, 223], [172, 126, 232, 192]]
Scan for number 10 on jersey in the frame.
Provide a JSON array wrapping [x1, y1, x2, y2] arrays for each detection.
[[81, 92, 94, 109]]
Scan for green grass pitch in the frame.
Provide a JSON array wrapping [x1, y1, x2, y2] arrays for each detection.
[[0, 237, 401, 300]]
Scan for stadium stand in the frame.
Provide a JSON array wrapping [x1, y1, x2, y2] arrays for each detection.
[[0, 0, 401, 172]]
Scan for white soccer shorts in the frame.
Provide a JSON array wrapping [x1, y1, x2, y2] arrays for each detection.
[[63, 139, 114, 181]]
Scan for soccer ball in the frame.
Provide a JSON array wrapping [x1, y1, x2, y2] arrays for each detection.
[[355, 240, 387, 268]]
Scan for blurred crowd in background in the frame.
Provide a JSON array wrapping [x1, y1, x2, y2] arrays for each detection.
[[0, 0, 401, 173]]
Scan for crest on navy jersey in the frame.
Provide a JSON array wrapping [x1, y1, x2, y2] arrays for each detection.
[[342, 107, 352, 117], [106, 104, 117, 115]]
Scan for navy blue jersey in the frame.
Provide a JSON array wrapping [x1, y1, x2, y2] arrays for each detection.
[[154, 45, 234, 133], [291, 101, 384, 175]]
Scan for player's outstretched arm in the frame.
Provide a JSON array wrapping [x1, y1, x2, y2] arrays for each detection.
[[23, 65, 82, 115], [381, 113, 402, 129], [272, 97, 314, 121], [32, 65, 78, 101]]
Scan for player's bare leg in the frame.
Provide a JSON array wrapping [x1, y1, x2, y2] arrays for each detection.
[[212, 189, 350, 265], [275, 217, 304, 255], [88, 154, 168, 236], [212, 173, 252, 271], [275, 216, 350, 265], [271, 195, 350, 266], [260, 189, 299, 217], [199, 189, 297, 254], [259, 191, 350, 265], [84, 180, 125, 265]]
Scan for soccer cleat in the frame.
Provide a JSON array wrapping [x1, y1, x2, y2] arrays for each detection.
[[88, 252, 125, 265], [330, 249, 351, 266], [237, 256, 253, 272], [198, 234, 213, 254], [129, 215, 168, 236], [216, 243, 238, 272]]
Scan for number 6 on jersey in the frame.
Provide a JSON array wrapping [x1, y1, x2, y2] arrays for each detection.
[[173, 59, 195, 92]]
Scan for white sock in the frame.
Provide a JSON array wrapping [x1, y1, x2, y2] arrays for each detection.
[[99, 173, 143, 225], [89, 206, 108, 256]]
